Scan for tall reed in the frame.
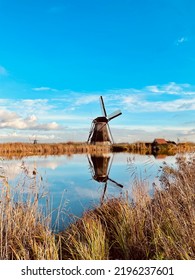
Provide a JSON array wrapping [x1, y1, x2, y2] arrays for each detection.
[[0, 164, 59, 260]]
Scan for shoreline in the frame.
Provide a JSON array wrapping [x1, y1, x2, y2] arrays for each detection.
[[0, 141, 195, 158]]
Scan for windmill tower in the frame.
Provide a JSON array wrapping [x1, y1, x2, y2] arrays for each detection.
[[33, 138, 38, 144], [29, 135, 38, 144], [87, 154, 123, 203], [87, 96, 122, 144]]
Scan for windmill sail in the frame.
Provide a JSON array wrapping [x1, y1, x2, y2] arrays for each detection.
[[87, 122, 95, 142], [107, 110, 122, 122], [108, 177, 123, 188], [107, 123, 114, 143], [99, 96, 107, 117]]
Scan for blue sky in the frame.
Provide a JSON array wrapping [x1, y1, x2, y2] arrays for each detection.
[[0, 0, 195, 143]]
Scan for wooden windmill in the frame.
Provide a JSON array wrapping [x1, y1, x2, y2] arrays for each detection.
[[87, 96, 122, 144], [29, 135, 38, 144], [87, 154, 123, 203]]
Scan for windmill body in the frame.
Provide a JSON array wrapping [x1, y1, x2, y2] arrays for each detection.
[[87, 96, 122, 144], [87, 154, 123, 203], [90, 154, 110, 182], [90, 117, 110, 144]]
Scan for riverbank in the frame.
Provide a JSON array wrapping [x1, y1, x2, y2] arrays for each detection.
[[0, 142, 110, 158], [0, 141, 195, 158], [0, 154, 194, 260]]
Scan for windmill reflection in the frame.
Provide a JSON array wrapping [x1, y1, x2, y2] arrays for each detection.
[[87, 154, 123, 203]]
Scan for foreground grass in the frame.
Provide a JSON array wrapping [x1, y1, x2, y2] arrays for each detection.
[[0, 172, 60, 260], [0, 155, 194, 259]]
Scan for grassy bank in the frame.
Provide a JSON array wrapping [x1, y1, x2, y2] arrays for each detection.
[[0, 142, 110, 158], [1, 141, 195, 158], [0, 155, 194, 260], [112, 141, 195, 154]]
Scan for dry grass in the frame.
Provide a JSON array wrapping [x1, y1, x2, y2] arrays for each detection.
[[0, 169, 60, 260], [0, 142, 111, 158], [112, 142, 152, 153], [59, 214, 109, 260], [0, 141, 195, 158]]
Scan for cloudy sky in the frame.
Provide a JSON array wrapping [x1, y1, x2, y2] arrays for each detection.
[[0, 0, 195, 143]]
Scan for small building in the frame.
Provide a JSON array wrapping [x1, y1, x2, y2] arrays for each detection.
[[155, 154, 167, 159], [152, 138, 177, 155], [153, 138, 167, 145]]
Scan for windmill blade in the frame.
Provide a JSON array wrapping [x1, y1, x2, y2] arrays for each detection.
[[108, 177, 123, 188], [101, 181, 107, 204], [87, 154, 93, 169], [87, 154, 95, 176], [99, 96, 107, 117], [107, 110, 122, 122], [107, 123, 114, 143], [107, 153, 114, 176], [87, 122, 95, 142]]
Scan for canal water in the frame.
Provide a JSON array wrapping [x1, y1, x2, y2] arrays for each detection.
[[0, 152, 177, 231]]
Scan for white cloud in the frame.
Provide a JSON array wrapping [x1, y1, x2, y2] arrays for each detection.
[[178, 37, 185, 43], [32, 87, 57, 92], [146, 82, 191, 95], [26, 115, 37, 122], [114, 83, 195, 112], [0, 109, 62, 130], [5, 99, 56, 116], [109, 126, 195, 143], [176, 36, 188, 45], [75, 95, 99, 105], [35, 121, 60, 130], [122, 96, 195, 112], [146, 85, 164, 93], [40, 114, 88, 121]]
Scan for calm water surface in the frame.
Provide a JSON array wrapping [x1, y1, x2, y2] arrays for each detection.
[[1, 153, 177, 230]]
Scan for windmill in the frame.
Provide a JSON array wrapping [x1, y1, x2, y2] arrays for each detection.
[[87, 96, 122, 144], [87, 154, 123, 203], [29, 135, 38, 144], [33, 138, 38, 144]]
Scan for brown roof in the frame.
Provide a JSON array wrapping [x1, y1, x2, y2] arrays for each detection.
[[153, 138, 167, 144], [155, 154, 167, 159]]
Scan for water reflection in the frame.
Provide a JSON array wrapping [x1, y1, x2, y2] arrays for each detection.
[[0, 152, 178, 231], [152, 151, 176, 159], [87, 154, 123, 203]]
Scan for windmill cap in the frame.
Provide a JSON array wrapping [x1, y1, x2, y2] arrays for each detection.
[[93, 116, 108, 123]]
